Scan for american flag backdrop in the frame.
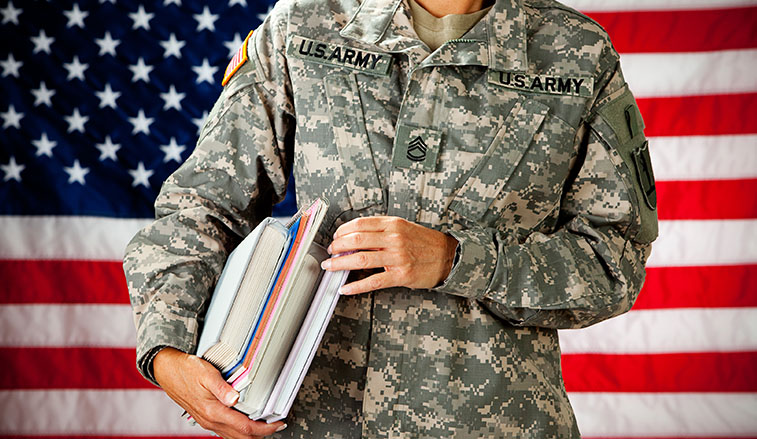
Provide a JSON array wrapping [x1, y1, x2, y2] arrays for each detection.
[[0, 0, 755, 436]]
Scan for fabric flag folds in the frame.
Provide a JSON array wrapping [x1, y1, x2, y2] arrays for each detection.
[[0, 0, 755, 437]]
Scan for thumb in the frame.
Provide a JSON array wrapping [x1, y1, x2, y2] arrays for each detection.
[[201, 369, 239, 407]]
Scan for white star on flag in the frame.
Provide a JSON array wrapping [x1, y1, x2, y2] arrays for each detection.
[[64, 159, 89, 185], [63, 3, 88, 28], [160, 137, 186, 162], [31, 29, 54, 54], [95, 31, 120, 56], [164, 0, 181, 6], [160, 33, 185, 58], [192, 58, 218, 84], [129, 57, 153, 82], [95, 83, 120, 109], [32, 133, 57, 157], [194, 6, 219, 32], [229, 0, 247, 6], [0, 2, 21, 25], [1, 156, 24, 182], [160, 85, 186, 111], [224, 33, 245, 58], [257, 4, 274, 22], [95, 136, 120, 161], [31, 82, 55, 107], [129, 162, 154, 187], [192, 110, 209, 134], [63, 56, 88, 81], [129, 5, 154, 30], [1, 105, 23, 129], [1, 53, 22, 78], [129, 109, 154, 135], [64, 108, 88, 133]]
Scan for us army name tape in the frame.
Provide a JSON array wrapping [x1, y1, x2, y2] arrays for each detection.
[[289, 35, 393, 76], [489, 71, 594, 97]]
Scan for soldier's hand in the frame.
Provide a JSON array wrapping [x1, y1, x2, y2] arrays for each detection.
[[322, 216, 458, 295], [153, 347, 287, 439]]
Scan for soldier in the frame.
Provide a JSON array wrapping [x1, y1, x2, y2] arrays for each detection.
[[124, 0, 658, 437]]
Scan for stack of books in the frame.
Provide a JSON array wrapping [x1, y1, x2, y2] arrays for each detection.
[[193, 198, 349, 422]]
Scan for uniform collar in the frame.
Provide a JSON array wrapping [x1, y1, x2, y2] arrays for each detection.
[[340, 0, 528, 71]]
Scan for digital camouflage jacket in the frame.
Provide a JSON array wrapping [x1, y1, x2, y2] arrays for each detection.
[[124, 0, 658, 437]]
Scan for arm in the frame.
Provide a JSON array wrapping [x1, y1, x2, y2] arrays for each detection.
[[435, 59, 656, 329], [123, 3, 293, 434], [326, 51, 657, 330]]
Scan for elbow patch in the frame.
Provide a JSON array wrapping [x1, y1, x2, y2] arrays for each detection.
[[593, 86, 658, 244]]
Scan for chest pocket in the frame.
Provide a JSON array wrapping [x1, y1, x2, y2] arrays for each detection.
[[324, 74, 384, 211], [448, 98, 550, 225]]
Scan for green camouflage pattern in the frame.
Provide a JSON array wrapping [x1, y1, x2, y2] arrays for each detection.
[[123, 0, 657, 437]]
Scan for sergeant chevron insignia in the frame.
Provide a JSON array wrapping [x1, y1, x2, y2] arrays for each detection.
[[406, 136, 428, 162]]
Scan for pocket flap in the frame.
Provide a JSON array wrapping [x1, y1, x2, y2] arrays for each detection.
[[324, 74, 384, 211], [449, 98, 550, 222]]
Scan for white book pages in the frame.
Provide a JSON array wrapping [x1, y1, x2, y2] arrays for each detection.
[[235, 246, 327, 417], [199, 220, 289, 370], [260, 268, 349, 422], [195, 217, 279, 358]]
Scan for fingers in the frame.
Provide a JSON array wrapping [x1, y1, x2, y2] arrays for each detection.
[[199, 401, 286, 438], [154, 349, 286, 438], [200, 364, 239, 407], [322, 249, 395, 272], [333, 216, 405, 239], [339, 270, 397, 295], [328, 230, 396, 255]]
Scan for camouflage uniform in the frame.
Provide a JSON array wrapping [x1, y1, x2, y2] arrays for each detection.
[[124, 0, 658, 437]]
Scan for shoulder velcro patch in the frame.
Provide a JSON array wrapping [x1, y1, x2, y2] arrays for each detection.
[[595, 86, 658, 244], [222, 30, 254, 86]]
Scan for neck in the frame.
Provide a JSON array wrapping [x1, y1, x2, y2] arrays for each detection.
[[414, 0, 489, 17]]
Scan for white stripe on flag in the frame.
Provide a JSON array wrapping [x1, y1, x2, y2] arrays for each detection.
[[0, 304, 135, 348], [2, 388, 755, 436], [622, 50, 757, 98], [7, 304, 756, 354], [0, 389, 205, 435], [559, 308, 757, 354], [648, 219, 757, 267], [569, 392, 757, 437], [562, 0, 757, 11], [2, 217, 756, 267], [650, 135, 757, 181], [0, 216, 151, 260], [0, 216, 294, 261]]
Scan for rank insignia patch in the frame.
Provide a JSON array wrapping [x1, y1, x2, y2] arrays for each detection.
[[222, 30, 253, 86]]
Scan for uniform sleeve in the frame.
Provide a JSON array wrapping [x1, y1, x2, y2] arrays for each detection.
[[434, 47, 658, 329], [122, 5, 294, 385]]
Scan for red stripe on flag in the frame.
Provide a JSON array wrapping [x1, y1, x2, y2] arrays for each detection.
[[562, 352, 757, 392], [0, 260, 129, 304], [635, 265, 757, 310], [638, 94, 757, 137], [586, 7, 757, 53], [0, 347, 150, 389], [656, 179, 757, 220]]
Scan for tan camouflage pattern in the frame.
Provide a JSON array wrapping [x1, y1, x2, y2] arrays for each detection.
[[123, 0, 657, 437]]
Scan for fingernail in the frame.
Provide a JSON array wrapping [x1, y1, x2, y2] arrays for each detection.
[[321, 259, 331, 270], [339, 285, 351, 295], [275, 423, 288, 432], [224, 390, 239, 406], [327, 244, 333, 254]]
